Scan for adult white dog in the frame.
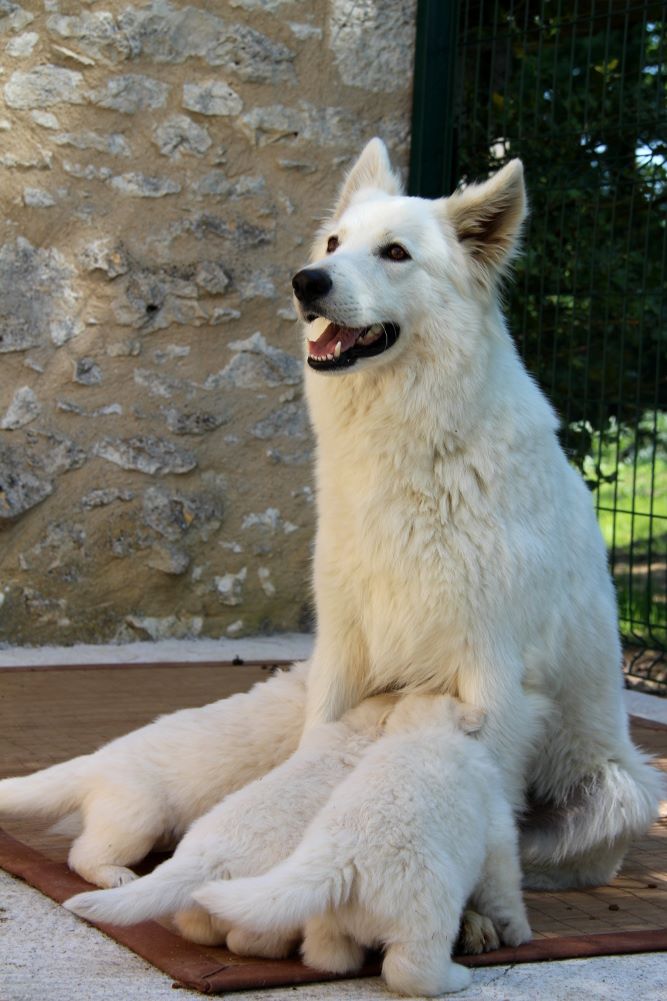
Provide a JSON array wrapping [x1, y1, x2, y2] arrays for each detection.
[[0, 141, 660, 920], [287, 138, 660, 890], [63, 694, 395, 958], [193, 693, 531, 997]]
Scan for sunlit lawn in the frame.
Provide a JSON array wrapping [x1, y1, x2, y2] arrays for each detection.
[[585, 414, 667, 647]]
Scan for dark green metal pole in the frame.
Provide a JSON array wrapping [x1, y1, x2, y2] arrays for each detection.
[[409, 0, 461, 197]]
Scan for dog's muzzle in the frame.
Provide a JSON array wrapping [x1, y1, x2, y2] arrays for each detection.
[[291, 267, 400, 372], [292, 268, 332, 307]]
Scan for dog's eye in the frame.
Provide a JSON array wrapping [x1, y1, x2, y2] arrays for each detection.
[[383, 243, 411, 262], [326, 235, 339, 254]]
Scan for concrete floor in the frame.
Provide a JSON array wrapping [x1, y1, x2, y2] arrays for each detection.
[[1, 636, 666, 1000]]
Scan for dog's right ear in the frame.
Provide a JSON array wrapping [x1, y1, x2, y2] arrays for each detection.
[[332, 138, 402, 219]]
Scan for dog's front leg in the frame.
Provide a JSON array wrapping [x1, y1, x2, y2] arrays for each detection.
[[302, 536, 368, 733], [456, 649, 544, 955], [457, 651, 543, 812], [302, 625, 367, 735]]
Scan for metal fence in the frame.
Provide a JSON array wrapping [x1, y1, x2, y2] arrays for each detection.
[[410, 0, 666, 692]]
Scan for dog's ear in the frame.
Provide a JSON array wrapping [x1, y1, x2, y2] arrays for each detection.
[[441, 159, 526, 284], [332, 138, 402, 218]]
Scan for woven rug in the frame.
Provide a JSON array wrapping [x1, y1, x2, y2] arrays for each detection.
[[1, 661, 665, 992]]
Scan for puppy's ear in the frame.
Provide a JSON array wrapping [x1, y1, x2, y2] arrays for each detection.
[[333, 138, 402, 218], [455, 702, 487, 734], [440, 159, 526, 285]]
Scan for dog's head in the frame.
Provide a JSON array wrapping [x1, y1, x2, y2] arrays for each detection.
[[293, 138, 526, 377]]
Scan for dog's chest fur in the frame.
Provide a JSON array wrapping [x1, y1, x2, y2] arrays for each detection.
[[306, 355, 559, 688]]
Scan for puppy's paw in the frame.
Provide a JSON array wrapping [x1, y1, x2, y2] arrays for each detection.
[[173, 907, 229, 945], [302, 927, 364, 974], [227, 927, 298, 959], [457, 909, 500, 954]]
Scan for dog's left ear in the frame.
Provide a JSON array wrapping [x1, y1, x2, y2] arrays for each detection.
[[333, 138, 402, 219], [440, 159, 526, 284]]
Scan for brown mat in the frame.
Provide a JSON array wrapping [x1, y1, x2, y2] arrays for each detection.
[[1, 661, 666, 992]]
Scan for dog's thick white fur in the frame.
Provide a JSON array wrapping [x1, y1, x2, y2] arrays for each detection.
[[63, 694, 395, 958], [194, 693, 531, 996], [0, 665, 309, 887], [293, 139, 662, 888]]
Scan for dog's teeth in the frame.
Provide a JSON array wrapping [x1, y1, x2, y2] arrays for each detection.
[[370, 324, 383, 335], [334, 341, 342, 359]]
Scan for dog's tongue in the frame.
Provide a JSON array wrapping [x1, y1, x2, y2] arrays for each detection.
[[308, 323, 361, 359]]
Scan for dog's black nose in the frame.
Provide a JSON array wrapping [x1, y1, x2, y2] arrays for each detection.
[[292, 268, 332, 304]]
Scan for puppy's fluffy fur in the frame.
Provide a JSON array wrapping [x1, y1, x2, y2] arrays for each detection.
[[0, 665, 309, 887], [194, 694, 531, 996], [64, 694, 395, 958]]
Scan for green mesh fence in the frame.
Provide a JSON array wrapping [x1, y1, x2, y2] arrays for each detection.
[[410, 0, 667, 692]]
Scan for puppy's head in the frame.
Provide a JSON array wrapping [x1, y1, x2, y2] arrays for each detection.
[[384, 692, 486, 735], [293, 138, 526, 378]]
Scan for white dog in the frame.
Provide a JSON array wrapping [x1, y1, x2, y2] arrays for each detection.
[[63, 693, 396, 959], [289, 138, 661, 889], [0, 664, 310, 887], [194, 693, 531, 997]]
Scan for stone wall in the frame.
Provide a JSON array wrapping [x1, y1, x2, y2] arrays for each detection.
[[0, 0, 416, 646]]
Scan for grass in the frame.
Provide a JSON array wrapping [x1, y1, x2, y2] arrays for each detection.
[[582, 412, 667, 650]]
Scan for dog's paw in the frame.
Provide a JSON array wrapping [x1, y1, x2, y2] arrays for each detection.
[[72, 863, 138, 889], [498, 916, 532, 947], [457, 909, 500, 954]]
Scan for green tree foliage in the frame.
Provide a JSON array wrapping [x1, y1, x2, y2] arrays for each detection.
[[455, 0, 666, 476]]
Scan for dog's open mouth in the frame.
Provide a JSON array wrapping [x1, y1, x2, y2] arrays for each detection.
[[306, 322, 400, 371]]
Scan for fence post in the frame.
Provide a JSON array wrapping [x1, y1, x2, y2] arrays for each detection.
[[408, 0, 461, 197]]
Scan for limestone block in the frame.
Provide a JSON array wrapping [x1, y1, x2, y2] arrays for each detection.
[[94, 435, 197, 475], [109, 173, 181, 198], [1, 386, 41, 429], [153, 115, 212, 158], [205, 332, 301, 389], [328, 0, 417, 93], [182, 80, 243, 117], [215, 566, 247, 605], [3, 65, 84, 108], [251, 401, 310, 439], [0, 444, 53, 521], [0, 239, 83, 352], [88, 74, 169, 113]]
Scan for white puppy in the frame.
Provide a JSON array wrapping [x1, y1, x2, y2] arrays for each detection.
[[64, 693, 396, 958], [0, 664, 310, 887], [194, 693, 531, 997]]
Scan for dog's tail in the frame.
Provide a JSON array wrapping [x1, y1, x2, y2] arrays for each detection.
[[522, 742, 665, 887], [0, 757, 91, 820], [192, 839, 356, 934], [64, 855, 213, 925]]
